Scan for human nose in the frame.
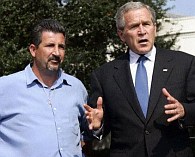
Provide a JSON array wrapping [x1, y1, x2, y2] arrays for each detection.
[[138, 25, 146, 35], [53, 46, 60, 56]]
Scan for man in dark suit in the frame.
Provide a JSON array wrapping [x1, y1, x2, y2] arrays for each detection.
[[84, 1, 195, 157]]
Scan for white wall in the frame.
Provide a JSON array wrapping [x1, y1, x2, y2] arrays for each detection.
[[158, 16, 195, 56]]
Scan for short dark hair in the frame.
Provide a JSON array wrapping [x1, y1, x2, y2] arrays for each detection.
[[30, 19, 66, 47]]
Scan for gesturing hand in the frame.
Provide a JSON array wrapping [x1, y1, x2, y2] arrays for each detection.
[[162, 88, 185, 122], [84, 97, 103, 130]]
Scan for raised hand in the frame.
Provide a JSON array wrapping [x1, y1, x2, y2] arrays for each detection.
[[84, 97, 103, 130], [162, 88, 185, 122]]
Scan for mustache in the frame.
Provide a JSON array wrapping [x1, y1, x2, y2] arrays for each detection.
[[48, 55, 61, 62]]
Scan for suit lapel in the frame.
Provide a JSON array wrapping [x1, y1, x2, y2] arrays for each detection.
[[113, 53, 146, 122], [146, 48, 174, 122]]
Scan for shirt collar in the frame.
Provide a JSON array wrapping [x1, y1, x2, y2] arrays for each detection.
[[129, 46, 156, 64], [25, 64, 71, 88]]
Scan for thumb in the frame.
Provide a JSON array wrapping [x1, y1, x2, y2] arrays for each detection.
[[162, 88, 171, 98], [162, 88, 176, 103], [97, 97, 103, 110]]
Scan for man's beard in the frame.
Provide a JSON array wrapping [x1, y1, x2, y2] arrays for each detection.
[[46, 55, 61, 71]]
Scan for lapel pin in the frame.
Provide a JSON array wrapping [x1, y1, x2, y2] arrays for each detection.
[[163, 69, 168, 72]]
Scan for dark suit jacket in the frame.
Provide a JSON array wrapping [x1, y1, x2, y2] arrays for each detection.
[[88, 48, 195, 157]]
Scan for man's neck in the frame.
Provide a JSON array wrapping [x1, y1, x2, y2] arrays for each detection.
[[32, 66, 59, 87]]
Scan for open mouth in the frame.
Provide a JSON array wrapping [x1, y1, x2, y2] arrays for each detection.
[[50, 60, 60, 64], [138, 39, 148, 43], [49, 56, 61, 64]]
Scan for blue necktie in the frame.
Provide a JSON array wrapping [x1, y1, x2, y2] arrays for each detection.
[[135, 55, 148, 117]]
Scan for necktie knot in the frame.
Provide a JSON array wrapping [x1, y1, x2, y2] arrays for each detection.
[[137, 55, 148, 63]]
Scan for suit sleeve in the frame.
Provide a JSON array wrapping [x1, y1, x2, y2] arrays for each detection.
[[88, 70, 111, 137], [182, 56, 195, 126]]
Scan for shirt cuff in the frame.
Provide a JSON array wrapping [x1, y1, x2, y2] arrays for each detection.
[[92, 123, 104, 140]]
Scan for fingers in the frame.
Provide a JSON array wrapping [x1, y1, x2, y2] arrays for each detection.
[[84, 107, 93, 130], [167, 114, 180, 122], [165, 106, 182, 122], [84, 97, 104, 130], [165, 107, 178, 114], [84, 97, 103, 111], [165, 107, 179, 122], [84, 104, 93, 122], [84, 104, 92, 112], [162, 88, 185, 122], [163, 88, 178, 111], [164, 103, 178, 110], [88, 123, 93, 130]]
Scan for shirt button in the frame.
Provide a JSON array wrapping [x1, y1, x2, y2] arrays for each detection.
[[145, 130, 150, 135], [60, 148, 63, 151], [53, 107, 57, 111]]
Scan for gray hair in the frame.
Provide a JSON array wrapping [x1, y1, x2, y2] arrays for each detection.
[[115, 1, 156, 30]]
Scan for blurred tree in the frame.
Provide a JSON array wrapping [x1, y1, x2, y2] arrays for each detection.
[[0, 0, 63, 75]]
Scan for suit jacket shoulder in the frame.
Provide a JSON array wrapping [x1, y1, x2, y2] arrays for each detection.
[[94, 53, 129, 73], [156, 47, 194, 60]]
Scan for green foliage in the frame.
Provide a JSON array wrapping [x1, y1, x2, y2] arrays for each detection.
[[0, 0, 62, 75], [0, 0, 176, 90]]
